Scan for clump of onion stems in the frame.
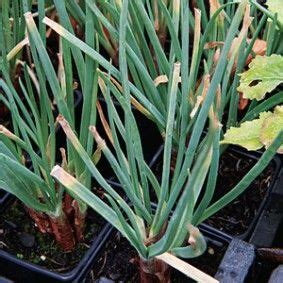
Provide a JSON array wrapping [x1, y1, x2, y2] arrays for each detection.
[[0, 1, 99, 251], [56, 0, 282, 139], [50, 1, 283, 281]]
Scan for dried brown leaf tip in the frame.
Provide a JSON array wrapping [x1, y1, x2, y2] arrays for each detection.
[[56, 115, 71, 131], [188, 224, 200, 249], [0, 125, 16, 139], [89, 126, 106, 150]]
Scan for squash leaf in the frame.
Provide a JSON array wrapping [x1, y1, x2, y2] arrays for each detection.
[[222, 106, 283, 153], [260, 106, 283, 153], [221, 112, 272, 150], [267, 0, 283, 25], [237, 55, 283, 100]]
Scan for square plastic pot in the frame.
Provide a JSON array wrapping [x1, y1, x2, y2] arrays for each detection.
[[0, 196, 113, 283], [149, 145, 282, 242]]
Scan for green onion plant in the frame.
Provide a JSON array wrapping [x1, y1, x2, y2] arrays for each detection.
[[48, 0, 282, 150], [0, 1, 100, 251], [49, 0, 283, 280]]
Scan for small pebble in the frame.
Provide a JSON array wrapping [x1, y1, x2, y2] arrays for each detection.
[[40, 255, 46, 261], [208, 247, 215, 255], [96, 277, 115, 283], [109, 273, 120, 280], [19, 232, 35, 248], [4, 220, 17, 229]]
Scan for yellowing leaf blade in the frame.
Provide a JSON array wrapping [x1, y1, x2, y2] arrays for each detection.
[[260, 106, 283, 153], [221, 112, 272, 150]]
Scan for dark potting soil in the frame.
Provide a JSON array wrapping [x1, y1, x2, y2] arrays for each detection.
[[204, 150, 275, 236], [154, 148, 275, 237], [86, 232, 227, 282], [0, 190, 7, 199], [0, 200, 105, 273]]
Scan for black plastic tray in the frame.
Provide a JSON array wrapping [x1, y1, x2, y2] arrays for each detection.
[[149, 145, 282, 242], [0, 192, 114, 283]]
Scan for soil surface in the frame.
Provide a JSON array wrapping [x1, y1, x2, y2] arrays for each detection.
[[204, 150, 275, 236], [86, 232, 227, 282], [0, 190, 7, 199], [0, 200, 105, 273], [154, 148, 276, 237]]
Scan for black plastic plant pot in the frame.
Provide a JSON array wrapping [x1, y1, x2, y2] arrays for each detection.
[[0, 277, 13, 283], [0, 90, 84, 211], [87, 224, 231, 282], [202, 148, 282, 242], [0, 205, 113, 283], [250, 167, 283, 248], [149, 145, 282, 242], [246, 168, 283, 283]]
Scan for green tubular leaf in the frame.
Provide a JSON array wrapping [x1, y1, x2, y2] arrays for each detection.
[[171, 0, 190, 185], [91, 131, 152, 223], [133, 0, 170, 75], [25, 12, 73, 125], [51, 165, 146, 257], [128, 1, 158, 78], [0, 142, 18, 161], [53, 0, 85, 84], [238, 55, 283, 101], [151, 0, 250, 236], [105, 194, 147, 257], [19, 79, 48, 165], [242, 91, 283, 122], [169, 129, 216, 248], [43, 16, 119, 77], [57, 117, 146, 240], [86, 0, 118, 39], [51, 166, 122, 228], [151, 62, 180, 234], [201, 129, 283, 222], [193, 129, 221, 225], [157, 0, 182, 61], [0, 154, 54, 212], [119, 0, 143, 207], [43, 17, 165, 128], [196, 2, 237, 80], [0, 180, 49, 213], [170, 226, 207, 259], [226, 34, 247, 128], [142, 161, 161, 199], [79, 5, 97, 154], [126, 46, 166, 115], [148, 128, 216, 257], [66, 0, 85, 26]]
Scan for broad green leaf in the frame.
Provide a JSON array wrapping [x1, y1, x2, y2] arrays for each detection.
[[260, 106, 283, 153], [223, 106, 283, 153], [237, 55, 283, 100], [221, 112, 272, 150], [267, 0, 283, 25]]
